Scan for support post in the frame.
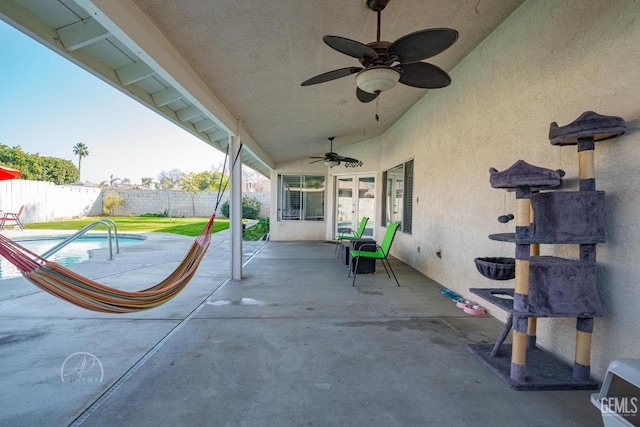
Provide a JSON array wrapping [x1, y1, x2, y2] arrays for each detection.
[[230, 135, 243, 280]]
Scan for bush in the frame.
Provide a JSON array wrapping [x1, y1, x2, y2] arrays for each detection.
[[220, 197, 261, 219], [103, 193, 125, 215], [244, 218, 270, 241]]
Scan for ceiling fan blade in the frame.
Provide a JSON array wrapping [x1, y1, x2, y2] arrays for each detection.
[[336, 156, 359, 163], [301, 67, 362, 86], [389, 28, 458, 63], [323, 35, 378, 59], [398, 62, 451, 89], [356, 87, 378, 103], [309, 159, 325, 164]]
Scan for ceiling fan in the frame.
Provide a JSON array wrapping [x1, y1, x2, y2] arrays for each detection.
[[309, 137, 363, 168], [301, 0, 458, 103]]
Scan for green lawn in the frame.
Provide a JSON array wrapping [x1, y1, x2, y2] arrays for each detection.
[[25, 216, 230, 237]]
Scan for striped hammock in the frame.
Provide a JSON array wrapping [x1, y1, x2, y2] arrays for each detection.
[[0, 214, 216, 314]]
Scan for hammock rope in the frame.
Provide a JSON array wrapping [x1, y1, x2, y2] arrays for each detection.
[[0, 143, 243, 313]]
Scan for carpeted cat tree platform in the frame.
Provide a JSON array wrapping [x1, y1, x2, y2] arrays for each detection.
[[467, 111, 626, 390]]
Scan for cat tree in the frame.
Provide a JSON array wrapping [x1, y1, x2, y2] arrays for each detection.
[[467, 111, 626, 390]]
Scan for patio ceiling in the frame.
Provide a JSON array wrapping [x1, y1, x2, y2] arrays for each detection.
[[1, 0, 525, 177]]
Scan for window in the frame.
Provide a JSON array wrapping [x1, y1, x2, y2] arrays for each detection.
[[277, 174, 325, 221], [382, 159, 413, 234]]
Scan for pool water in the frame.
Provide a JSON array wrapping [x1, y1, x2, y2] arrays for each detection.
[[0, 235, 145, 280]]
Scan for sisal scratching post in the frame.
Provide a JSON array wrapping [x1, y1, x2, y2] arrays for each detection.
[[511, 190, 531, 383], [574, 136, 596, 380], [528, 204, 539, 349]]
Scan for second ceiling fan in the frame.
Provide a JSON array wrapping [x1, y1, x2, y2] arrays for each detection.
[[309, 137, 363, 168], [301, 0, 458, 103]]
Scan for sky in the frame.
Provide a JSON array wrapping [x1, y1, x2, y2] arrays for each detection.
[[0, 21, 226, 185]]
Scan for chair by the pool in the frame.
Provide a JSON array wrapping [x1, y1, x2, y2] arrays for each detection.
[[349, 222, 400, 287], [335, 216, 369, 256], [0, 205, 24, 230]]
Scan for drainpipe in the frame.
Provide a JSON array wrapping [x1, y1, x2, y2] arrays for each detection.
[[230, 135, 243, 279]]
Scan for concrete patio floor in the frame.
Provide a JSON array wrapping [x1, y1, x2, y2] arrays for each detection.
[[0, 230, 603, 426]]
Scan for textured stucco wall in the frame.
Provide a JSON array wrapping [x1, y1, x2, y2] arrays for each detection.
[[391, 0, 640, 381], [271, 0, 640, 379]]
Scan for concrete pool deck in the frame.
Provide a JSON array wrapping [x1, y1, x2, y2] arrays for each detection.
[[0, 229, 603, 426]]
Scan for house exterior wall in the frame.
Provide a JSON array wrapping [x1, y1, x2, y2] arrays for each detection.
[[270, 0, 640, 380]]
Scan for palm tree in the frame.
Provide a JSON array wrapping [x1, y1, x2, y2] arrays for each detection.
[[109, 174, 121, 187], [72, 142, 89, 181]]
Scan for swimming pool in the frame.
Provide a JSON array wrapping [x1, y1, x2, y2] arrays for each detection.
[[0, 234, 146, 280]]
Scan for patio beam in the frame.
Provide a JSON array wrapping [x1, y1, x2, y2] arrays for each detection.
[[151, 87, 182, 107], [207, 129, 229, 144], [176, 105, 202, 123], [116, 61, 155, 86], [194, 119, 217, 133], [56, 17, 109, 51]]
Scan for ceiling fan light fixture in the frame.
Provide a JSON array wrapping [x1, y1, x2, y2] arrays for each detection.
[[324, 159, 341, 168], [356, 67, 400, 94]]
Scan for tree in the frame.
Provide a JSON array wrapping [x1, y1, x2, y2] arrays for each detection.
[[157, 169, 182, 190], [198, 170, 229, 191], [72, 142, 89, 181], [38, 156, 78, 183], [109, 174, 121, 187], [0, 144, 78, 184], [157, 169, 182, 221], [242, 167, 269, 192], [141, 177, 154, 188], [181, 172, 200, 216]]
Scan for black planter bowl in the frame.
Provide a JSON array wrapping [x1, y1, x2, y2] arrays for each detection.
[[474, 257, 516, 280]]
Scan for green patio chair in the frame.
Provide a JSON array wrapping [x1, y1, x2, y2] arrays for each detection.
[[335, 216, 369, 257], [349, 222, 400, 287]]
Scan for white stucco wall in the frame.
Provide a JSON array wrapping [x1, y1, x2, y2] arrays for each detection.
[[271, 0, 640, 380]]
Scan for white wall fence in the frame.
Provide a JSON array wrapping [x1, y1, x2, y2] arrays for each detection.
[[0, 180, 270, 224], [0, 180, 102, 224]]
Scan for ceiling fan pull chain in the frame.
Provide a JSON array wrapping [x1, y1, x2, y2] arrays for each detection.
[[375, 97, 380, 122]]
